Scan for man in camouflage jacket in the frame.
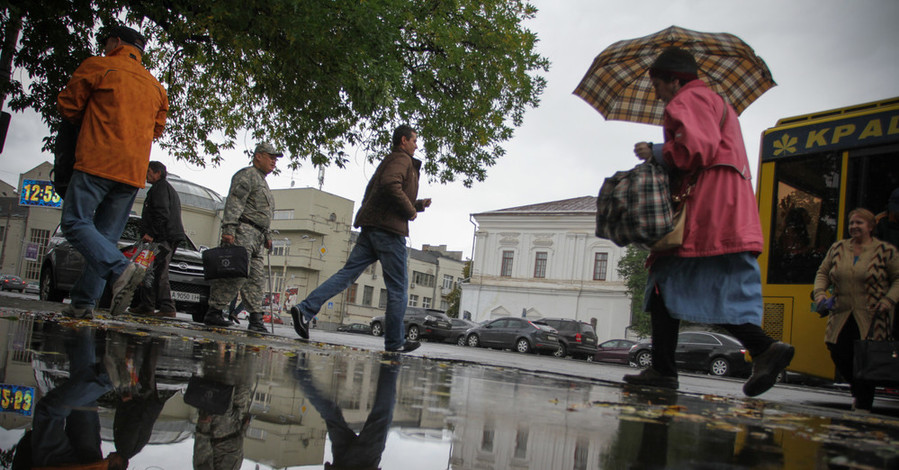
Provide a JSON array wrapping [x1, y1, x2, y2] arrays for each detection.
[[203, 142, 280, 332]]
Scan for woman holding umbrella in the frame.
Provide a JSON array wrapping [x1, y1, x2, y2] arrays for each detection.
[[622, 47, 793, 397]]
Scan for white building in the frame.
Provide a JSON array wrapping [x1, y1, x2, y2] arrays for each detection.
[[460, 196, 632, 342]]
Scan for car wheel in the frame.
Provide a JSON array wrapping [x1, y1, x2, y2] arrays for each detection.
[[407, 325, 420, 341], [456, 335, 466, 346], [371, 322, 383, 337], [553, 343, 567, 358], [635, 350, 652, 368], [467, 334, 480, 348], [40, 268, 66, 302], [710, 357, 730, 376], [515, 338, 532, 354]]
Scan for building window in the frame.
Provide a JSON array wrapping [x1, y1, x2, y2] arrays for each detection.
[[271, 245, 287, 256], [362, 286, 373, 306], [378, 289, 388, 308], [412, 271, 435, 287], [24, 228, 51, 280], [533, 252, 547, 278], [593, 253, 608, 281], [423, 297, 431, 308], [500, 251, 514, 277], [442, 274, 454, 289], [346, 283, 358, 303], [441, 300, 449, 310], [273, 209, 294, 220], [408, 295, 419, 307]]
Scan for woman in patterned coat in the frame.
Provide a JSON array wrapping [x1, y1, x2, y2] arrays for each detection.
[[814, 208, 899, 412]]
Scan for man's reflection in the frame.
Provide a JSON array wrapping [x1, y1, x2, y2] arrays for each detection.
[[190, 342, 256, 470], [29, 326, 127, 469], [293, 356, 400, 470]]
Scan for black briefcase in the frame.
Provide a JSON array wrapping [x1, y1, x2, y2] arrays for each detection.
[[183, 376, 234, 414], [202, 245, 249, 280]]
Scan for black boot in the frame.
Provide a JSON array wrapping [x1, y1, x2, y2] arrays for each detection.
[[247, 312, 267, 333], [203, 308, 233, 327]]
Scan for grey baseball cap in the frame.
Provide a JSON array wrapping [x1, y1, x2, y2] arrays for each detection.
[[255, 142, 283, 157]]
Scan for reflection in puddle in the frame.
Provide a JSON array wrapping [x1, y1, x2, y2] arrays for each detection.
[[0, 314, 897, 469]]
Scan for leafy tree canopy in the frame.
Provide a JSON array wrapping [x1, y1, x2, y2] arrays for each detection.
[[617, 245, 649, 337], [2, 0, 549, 185]]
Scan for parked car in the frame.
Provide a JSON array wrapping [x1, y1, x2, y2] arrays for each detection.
[[0, 275, 27, 292], [25, 281, 40, 295], [593, 339, 637, 364], [627, 331, 751, 377], [370, 308, 453, 341], [337, 323, 373, 335], [448, 318, 479, 345], [540, 318, 598, 360], [464, 317, 560, 354], [39, 216, 211, 319]]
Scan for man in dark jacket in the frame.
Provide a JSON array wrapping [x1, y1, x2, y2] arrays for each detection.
[[130, 161, 185, 317], [289, 125, 430, 352]]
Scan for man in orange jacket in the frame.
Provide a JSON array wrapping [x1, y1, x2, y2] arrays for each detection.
[[57, 24, 168, 317]]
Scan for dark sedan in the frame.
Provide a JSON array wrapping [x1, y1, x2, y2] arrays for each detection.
[[448, 318, 478, 345], [337, 323, 373, 335], [628, 331, 751, 377], [370, 307, 453, 341], [464, 317, 560, 354], [593, 339, 637, 364], [0, 275, 27, 292]]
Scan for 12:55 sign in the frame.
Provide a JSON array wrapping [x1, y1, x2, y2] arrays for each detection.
[[19, 179, 62, 208]]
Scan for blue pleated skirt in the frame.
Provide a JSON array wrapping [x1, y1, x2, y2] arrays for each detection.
[[643, 252, 764, 325]]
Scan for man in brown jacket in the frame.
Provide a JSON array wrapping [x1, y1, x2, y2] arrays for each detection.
[[289, 125, 430, 352], [57, 25, 168, 318]]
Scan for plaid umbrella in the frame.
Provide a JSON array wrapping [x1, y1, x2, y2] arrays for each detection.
[[573, 26, 776, 126]]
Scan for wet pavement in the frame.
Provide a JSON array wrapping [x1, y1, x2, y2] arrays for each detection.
[[0, 295, 898, 469]]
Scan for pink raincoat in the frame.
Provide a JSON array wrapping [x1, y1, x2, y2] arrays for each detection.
[[657, 80, 763, 259]]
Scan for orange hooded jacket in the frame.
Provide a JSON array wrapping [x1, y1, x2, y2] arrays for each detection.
[[57, 44, 168, 188]]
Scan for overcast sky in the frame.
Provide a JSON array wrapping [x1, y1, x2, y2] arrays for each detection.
[[2, 0, 898, 259]]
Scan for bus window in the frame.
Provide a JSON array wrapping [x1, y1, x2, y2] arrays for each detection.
[[845, 144, 899, 231], [767, 152, 841, 284]]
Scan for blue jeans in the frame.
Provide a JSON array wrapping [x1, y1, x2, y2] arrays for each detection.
[[297, 228, 408, 350], [32, 327, 112, 466], [60, 171, 137, 308], [294, 359, 399, 468]]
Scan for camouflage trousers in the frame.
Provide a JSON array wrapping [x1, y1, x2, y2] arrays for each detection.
[[208, 223, 267, 313], [192, 385, 250, 470]]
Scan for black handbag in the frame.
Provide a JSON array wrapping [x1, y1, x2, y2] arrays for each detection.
[[853, 338, 899, 386], [202, 245, 249, 280], [183, 376, 234, 414]]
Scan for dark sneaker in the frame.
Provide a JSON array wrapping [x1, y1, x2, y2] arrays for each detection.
[[155, 310, 177, 318], [110, 263, 146, 316], [61, 304, 94, 320], [203, 309, 233, 327], [386, 340, 421, 354], [290, 306, 310, 339], [126, 306, 155, 316], [623, 367, 679, 389], [743, 342, 794, 397]]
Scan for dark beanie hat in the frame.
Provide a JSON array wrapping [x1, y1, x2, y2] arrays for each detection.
[[649, 46, 698, 80], [100, 25, 147, 52]]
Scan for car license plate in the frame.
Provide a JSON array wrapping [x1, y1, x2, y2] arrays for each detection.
[[0, 384, 34, 416], [547, 335, 557, 340], [172, 291, 200, 303]]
